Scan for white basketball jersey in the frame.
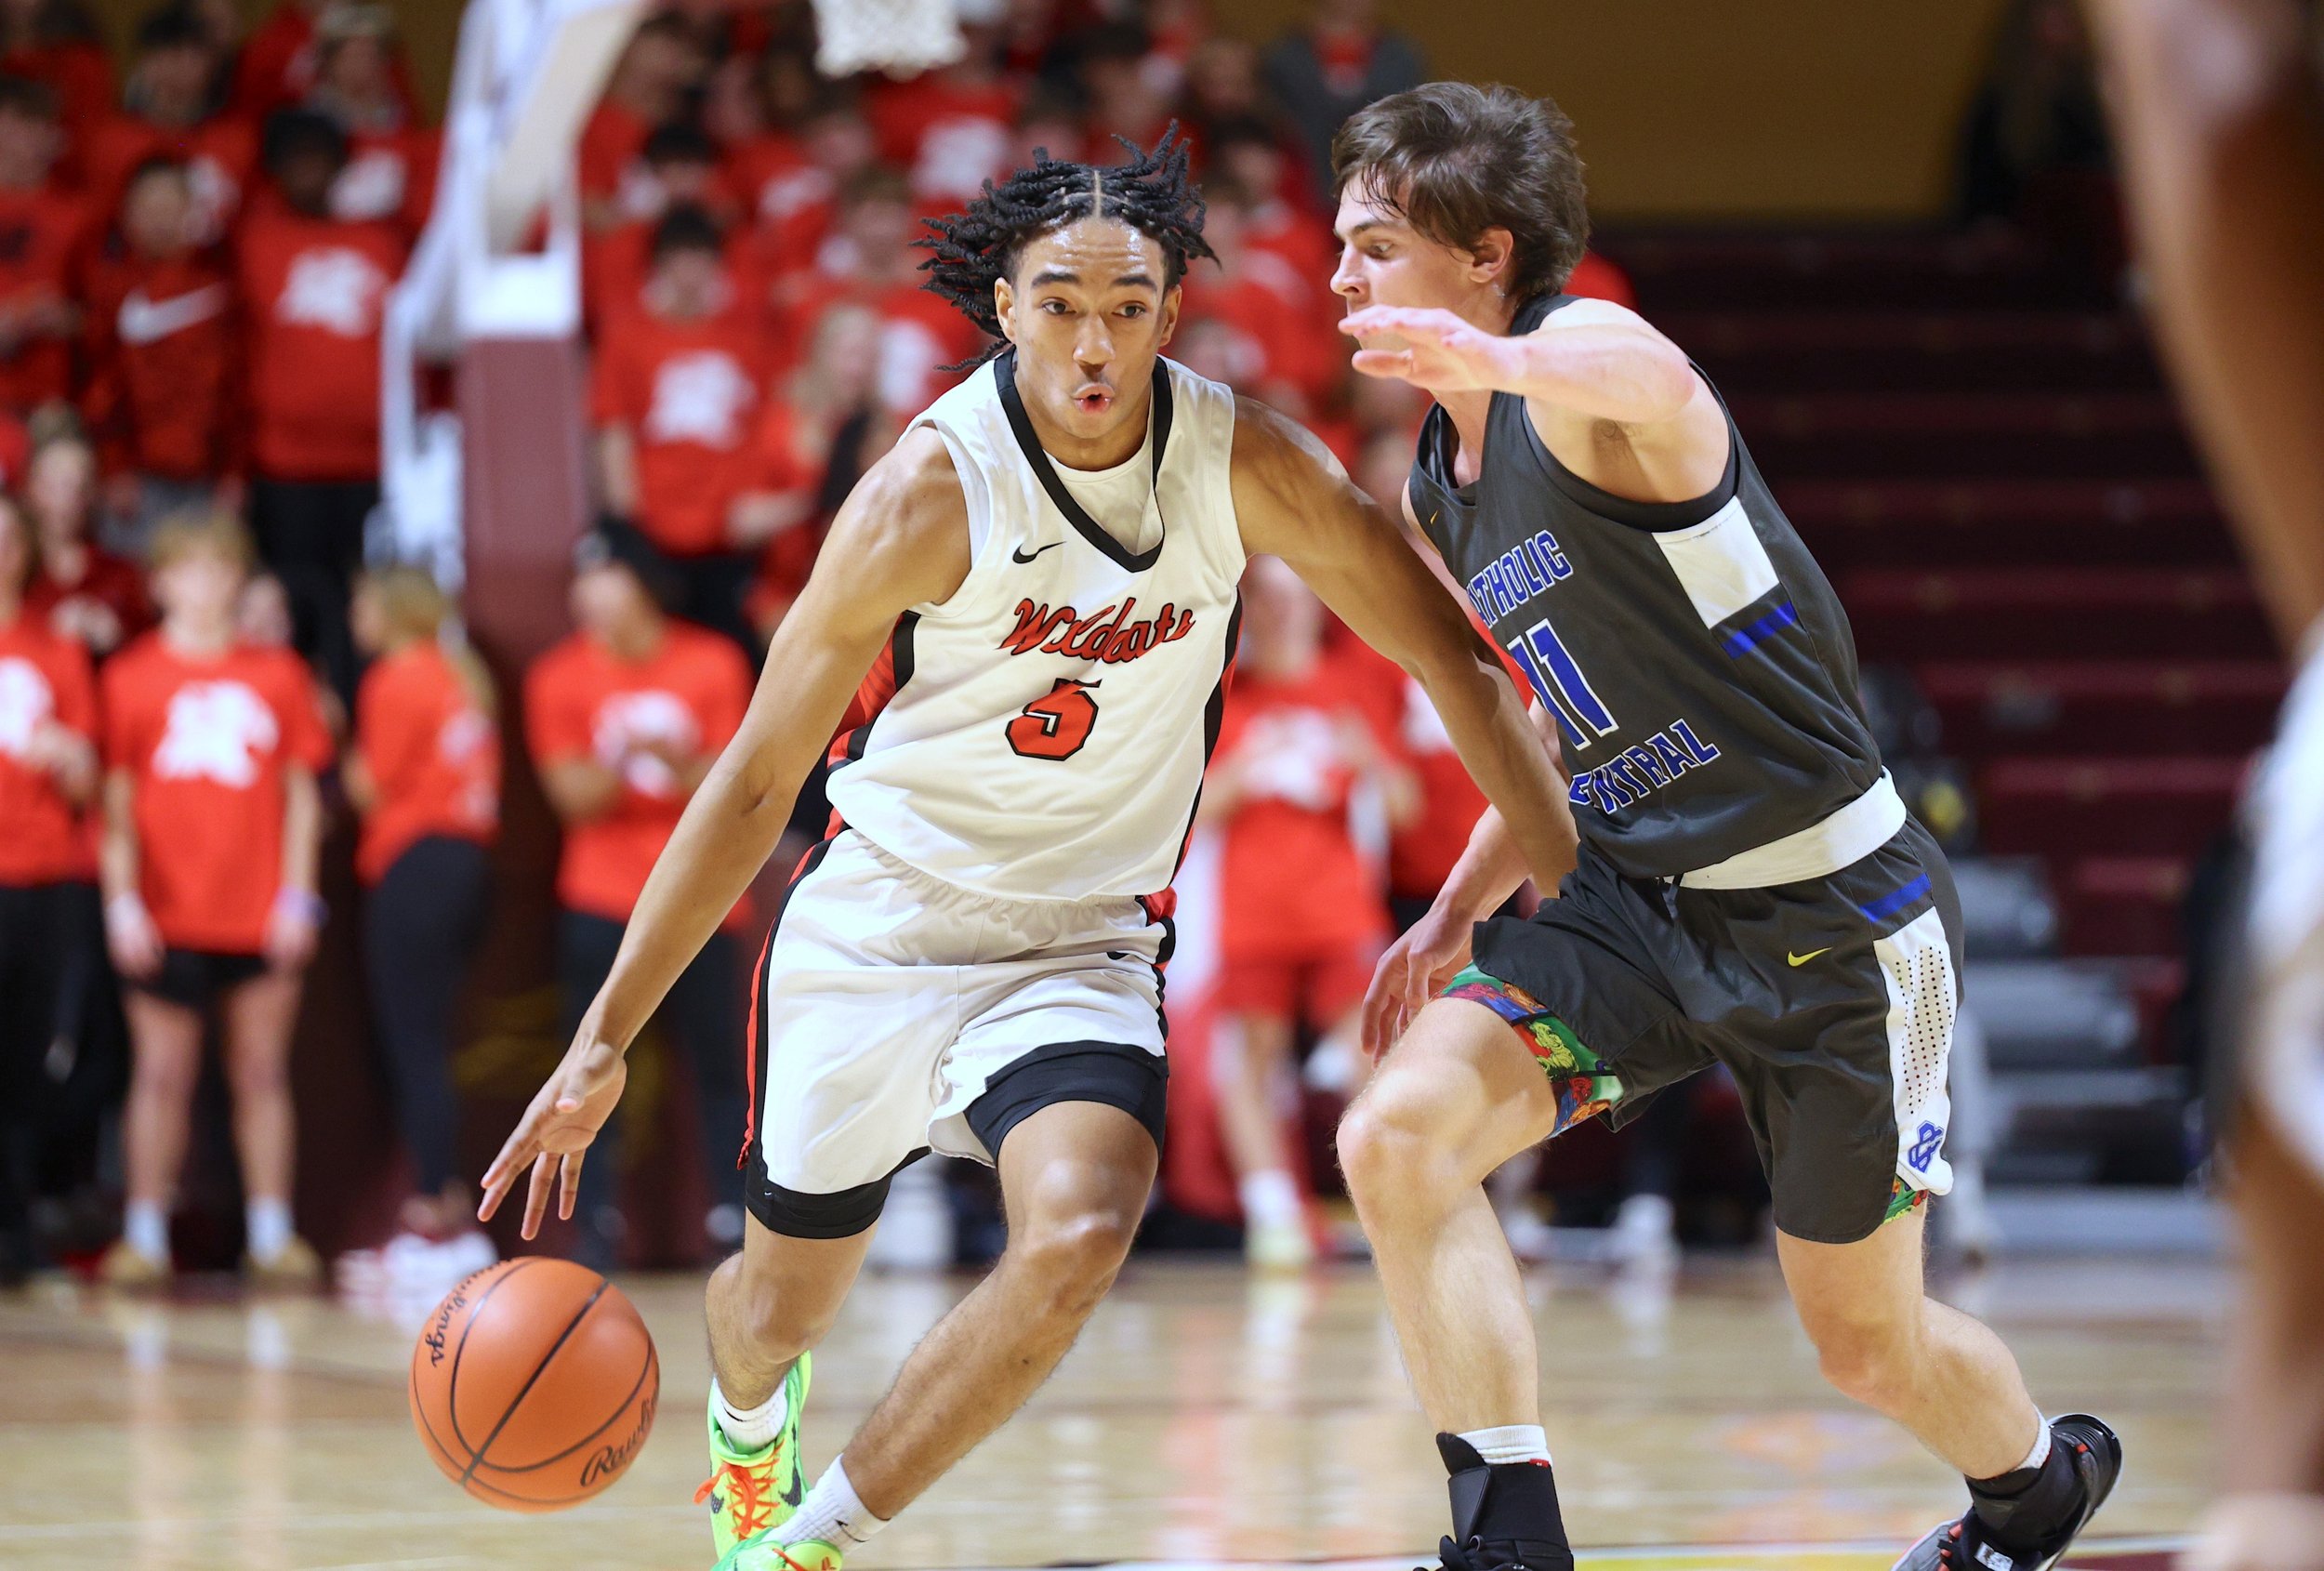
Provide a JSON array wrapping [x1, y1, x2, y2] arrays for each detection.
[[825, 352, 1247, 903]]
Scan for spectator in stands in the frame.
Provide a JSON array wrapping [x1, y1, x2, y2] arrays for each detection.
[[578, 13, 706, 232], [0, 0, 112, 136], [1206, 116, 1332, 279], [1200, 556, 1411, 1267], [590, 204, 767, 648], [346, 564, 498, 1279], [1181, 37, 1270, 139], [240, 564, 344, 737], [743, 300, 884, 649], [0, 493, 97, 1284], [1181, 179, 1339, 416], [740, 80, 877, 281], [83, 156, 240, 556], [523, 529, 754, 1267], [772, 164, 982, 410], [584, 120, 735, 327], [231, 0, 415, 125], [306, 2, 433, 232], [238, 106, 405, 701], [23, 424, 149, 661], [1077, 22, 1174, 155], [860, 14, 1021, 206], [0, 74, 84, 416], [1260, 0, 1426, 201], [97, 514, 330, 1289], [85, 7, 254, 246]]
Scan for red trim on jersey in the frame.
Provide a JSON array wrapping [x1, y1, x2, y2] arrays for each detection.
[[740, 824, 848, 1164]]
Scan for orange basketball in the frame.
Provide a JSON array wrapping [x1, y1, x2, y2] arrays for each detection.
[[408, 1258, 660, 1512]]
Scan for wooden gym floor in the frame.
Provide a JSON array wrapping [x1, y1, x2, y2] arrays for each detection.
[[0, 1254, 2212, 1570]]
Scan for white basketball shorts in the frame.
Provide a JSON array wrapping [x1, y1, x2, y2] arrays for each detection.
[[739, 829, 1171, 1236]]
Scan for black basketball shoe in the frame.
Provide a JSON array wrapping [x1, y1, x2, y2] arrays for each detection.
[[1427, 1434, 1575, 1571], [1891, 1414, 2122, 1571]]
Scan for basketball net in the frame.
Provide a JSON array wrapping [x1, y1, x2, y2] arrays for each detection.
[[811, 0, 965, 77]]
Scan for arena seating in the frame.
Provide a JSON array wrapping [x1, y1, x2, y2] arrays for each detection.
[[1629, 229, 2270, 1187]]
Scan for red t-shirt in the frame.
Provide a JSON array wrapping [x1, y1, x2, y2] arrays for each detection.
[[728, 135, 834, 277], [0, 613, 97, 886], [236, 207, 405, 481], [1, 39, 112, 134], [334, 125, 441, 235], [1209, 654, 1393, 961], [231, 4, 418, 124], [1565, 251, 1636, 310], [523, 624, 752, 925], [591, 304, 768, 556], [81, 251, 241, 481], [862, 73, 1021, 205], [0, 186, 92, 411], [353, 640, 500, 884], [743, 400, 827, 629], [25, 546, 153, 660], [771, 275, 982, 414], [79, 114, 258, 248], [100, 633, 333, 953], [576, 99, 654, 217]]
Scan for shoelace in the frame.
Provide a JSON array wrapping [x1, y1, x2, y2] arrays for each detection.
[[696, 1459, 777, 1541]]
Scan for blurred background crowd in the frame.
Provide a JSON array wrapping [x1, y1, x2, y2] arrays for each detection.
[[0, 0, 2237, 1308]]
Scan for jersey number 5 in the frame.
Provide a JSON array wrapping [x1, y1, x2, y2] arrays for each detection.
[[1007, 678, 1101, 760]]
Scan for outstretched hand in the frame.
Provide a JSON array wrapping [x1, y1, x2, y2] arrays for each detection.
[[1359, 902, 1474, 1062], [1340, 306, 1522, 393], [478, 1035, 629, 1239]]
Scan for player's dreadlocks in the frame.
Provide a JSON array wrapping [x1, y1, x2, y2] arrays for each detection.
[[918, 126, 1215, 366]]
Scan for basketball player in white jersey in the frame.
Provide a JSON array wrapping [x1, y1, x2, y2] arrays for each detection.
[[2089, 5, 2324, 1565], [479, 133, 1577, 1571]]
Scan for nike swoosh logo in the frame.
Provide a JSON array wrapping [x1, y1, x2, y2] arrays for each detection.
[[117, 283, 230, 346], [1011, 541, 1063, 564], [1787, 947, 1833, 967]]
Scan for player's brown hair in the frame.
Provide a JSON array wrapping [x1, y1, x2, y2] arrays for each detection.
[[1331, 82, 1590, 305]]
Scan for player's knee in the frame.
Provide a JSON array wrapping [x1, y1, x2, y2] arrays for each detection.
[[226, 1050, 291, 1102], [1338, 1086, 1457, 1216], [1805, 1311, 1924, 1412], [1008, 1200, 1138, 1317]]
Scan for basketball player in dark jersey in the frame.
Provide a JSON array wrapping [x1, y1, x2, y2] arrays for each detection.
[[1323, 84, 2120, 1571]]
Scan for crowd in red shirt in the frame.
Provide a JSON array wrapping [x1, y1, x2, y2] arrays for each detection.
[[0, 0, 1644, 1289]]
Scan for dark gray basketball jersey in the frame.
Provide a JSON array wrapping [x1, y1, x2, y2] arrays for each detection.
[[1407, 293, 1884, 880]]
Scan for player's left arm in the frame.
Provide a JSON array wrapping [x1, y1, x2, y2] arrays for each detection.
[[1340, 297, 1731, 502], [1232, 396, 1578, 891]]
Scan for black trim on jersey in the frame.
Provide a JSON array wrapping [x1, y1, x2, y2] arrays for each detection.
[[1159, 592, 1243, 880], [740, 830, 842, 1182], [992, 350, 1173, 573], [833, 611, 920, 772], [1416, 293, 1738, 535]]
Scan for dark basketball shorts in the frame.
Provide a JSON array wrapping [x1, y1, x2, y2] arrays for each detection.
[[131, 948, 273, 1010], [1452, 816, 1962, 1245]]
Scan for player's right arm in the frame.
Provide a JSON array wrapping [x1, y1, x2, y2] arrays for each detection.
[[481, 427, 971, 1236]]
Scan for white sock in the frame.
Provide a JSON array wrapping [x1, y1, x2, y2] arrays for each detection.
[[713, 1373, 787, 1452], [245, 1197, 294, 1261], [122, 1201, 168, 1261], [1460, 1424, 1552, 1467], [782, 1456, 888, 1549], [2014, 1414, 2052, 1475], [1238, 1169, 1302, 1229]]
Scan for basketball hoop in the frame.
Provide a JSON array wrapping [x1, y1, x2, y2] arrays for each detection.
[[810, 0, 965, 77]]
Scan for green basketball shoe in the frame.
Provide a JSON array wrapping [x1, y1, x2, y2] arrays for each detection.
[[695, 1353, 812, 1562]]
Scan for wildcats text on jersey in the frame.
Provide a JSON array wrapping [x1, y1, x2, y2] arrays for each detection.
[[998, 596, 1200, 665]]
